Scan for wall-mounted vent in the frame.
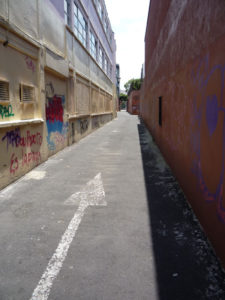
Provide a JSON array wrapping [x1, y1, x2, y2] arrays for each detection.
[[0, 80, 9, 101], [20, 84, 35, 102]]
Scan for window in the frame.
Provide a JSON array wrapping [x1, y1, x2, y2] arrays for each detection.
[[159, 96, 162, 126], [64, 0, 70, 25], [104, 57, 108, 74], [0, 80, 9, 101], [104, 18, 107, 32], [99, 47, 104, 69], [20, 84, 35, 102], [74, 3, 87, 47], [109, 65, 112, 78], [97, 0, 102, 18], [90, 31, 97, 60]]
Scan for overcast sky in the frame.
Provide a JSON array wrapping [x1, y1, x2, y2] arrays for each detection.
[[105, 0, 150, 91]]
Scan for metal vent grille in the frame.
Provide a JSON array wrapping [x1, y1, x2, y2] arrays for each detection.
[[0, 80, 9, 101], [20, 84, 34, 102]]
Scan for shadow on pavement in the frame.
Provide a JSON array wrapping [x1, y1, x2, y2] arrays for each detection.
[[137, 118, 225, 300]]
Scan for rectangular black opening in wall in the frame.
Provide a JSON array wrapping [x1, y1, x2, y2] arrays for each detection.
[[159, 96, 162, 126]]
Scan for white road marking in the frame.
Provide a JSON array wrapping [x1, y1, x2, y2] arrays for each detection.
[[30, 173, 106, 300]]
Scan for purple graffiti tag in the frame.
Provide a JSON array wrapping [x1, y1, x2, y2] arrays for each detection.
[[191, 57, 225, 223], [2, 128, 21, 149], [206, 95, 218, 136]]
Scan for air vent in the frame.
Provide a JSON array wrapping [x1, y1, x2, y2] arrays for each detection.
[[0, 80, 9, 101], [20, 84, 34, 102]]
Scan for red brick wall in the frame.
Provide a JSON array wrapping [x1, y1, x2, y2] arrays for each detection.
[[128, 90, 140, 115], [141, 0, 225, 266]]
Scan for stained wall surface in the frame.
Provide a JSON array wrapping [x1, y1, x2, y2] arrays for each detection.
[[141, 0, 225, 266], [0, 0, 117, 190]]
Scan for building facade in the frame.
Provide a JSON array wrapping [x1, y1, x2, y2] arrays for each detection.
[[127, 90, 140, 115], [0, 0, 117, 190], [141, 0, 225, 266]]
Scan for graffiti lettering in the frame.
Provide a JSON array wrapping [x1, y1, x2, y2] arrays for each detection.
[[25, 56, 35, 73], [80, 119, 88, 134], [10, 153, 18, 174], [2, 128, 42, 150], [9, 150, 41, 175], [46, 95, 64, 123], [45, 82, 55, 98], [92, 117, 99, 129], [22, 149, 41, 167], [0, 104, 14, 119]]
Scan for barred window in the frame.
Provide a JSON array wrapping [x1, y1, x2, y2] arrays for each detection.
[[20, 84, 35, 102], [90, 31, 97, 60], [74, 3, 87, 47], [0, 80, 9, 101]]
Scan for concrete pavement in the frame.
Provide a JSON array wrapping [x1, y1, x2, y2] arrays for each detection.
[[0, 111, 224, 300]]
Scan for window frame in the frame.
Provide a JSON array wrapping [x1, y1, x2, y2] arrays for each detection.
[[64, 0, 70, 25], [20, 83, 35, 103], [0, 79, 10, 102], [89, 30, 97, 60], [74, 2, 88, 48]]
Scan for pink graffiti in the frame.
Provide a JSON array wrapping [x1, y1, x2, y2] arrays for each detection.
[[21, 149, 41, 167], [25, 56, 35, 73], [10, 153, 19, 174], [2, 128, 42, 150], [9, 150, 41, 175]]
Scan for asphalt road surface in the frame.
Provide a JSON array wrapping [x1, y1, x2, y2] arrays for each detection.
[[0, 112, 225, 300]]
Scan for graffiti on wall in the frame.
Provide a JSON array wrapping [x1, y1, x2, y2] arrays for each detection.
[[79, 119, 89, 134], [45, 82, 68, 151], [190, 55, 225, 223], [10, 151, 41, 174], [92, 116, 99, 129], [2, 127, 42, 174], [2, 128, 42, 150], [0, 104, 14, 119], [25, 56, 35, 73]]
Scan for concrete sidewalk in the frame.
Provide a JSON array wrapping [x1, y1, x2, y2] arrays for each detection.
[[0, 111, 224, 300]]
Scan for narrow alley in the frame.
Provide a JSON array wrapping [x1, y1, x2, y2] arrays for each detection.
[[0, 112, 224, 300]]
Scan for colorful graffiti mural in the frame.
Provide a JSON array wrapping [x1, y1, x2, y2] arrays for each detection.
[[0, 104, 14, 119], [191, 55, 225, 223], [45, 82, 68, 151]]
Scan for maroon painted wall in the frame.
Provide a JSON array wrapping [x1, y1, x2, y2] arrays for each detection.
[[141, 0, 225, 266]]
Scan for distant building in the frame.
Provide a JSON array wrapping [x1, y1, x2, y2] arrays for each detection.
[[0, 0, 117, 189], [116, 64, 120, 98], [127, 90, 140, 115], [141, 0, 225, 267]]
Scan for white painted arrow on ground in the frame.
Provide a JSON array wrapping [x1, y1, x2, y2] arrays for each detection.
[[30, 173, 106, 300]]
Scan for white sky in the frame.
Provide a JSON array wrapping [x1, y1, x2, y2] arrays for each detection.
[[105, 0, 150, 90]]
